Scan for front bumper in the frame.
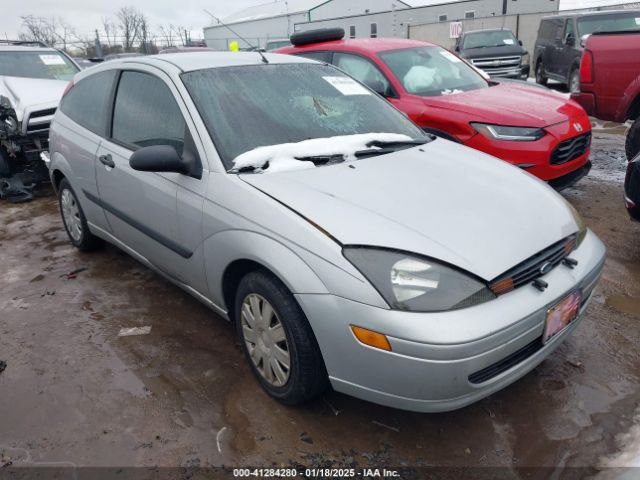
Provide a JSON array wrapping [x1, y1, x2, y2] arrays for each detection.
[[297, 230, 605, 412], [464, 118, 592, 183]]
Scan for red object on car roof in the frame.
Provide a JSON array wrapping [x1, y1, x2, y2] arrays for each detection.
[[276, 29, 592, 190]]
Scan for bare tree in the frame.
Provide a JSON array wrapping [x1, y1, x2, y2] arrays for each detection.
[[158, 24, 176, 48], [19, 15, 58, 46], [172, 25, 189, 46], [116, 6, 144, 51], [102, 16, 118, 47]]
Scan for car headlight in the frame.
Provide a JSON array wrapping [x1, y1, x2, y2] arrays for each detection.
[[3, 116, 18, 134], [521, 53, 530, 66], [565, 200, 587, 247], [343, 247, 496, 312], [471, 123, 545, 142]]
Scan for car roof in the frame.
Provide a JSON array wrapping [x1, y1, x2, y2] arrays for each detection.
[[76, 51, 317, 79], [542, 9, 640, 19], [463, 28, 514, 35], [279, 37, 435, 55]]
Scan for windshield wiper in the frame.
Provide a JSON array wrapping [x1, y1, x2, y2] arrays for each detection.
[[227, 164, 262, 174], [293, 154, 346, 166], [366, 138, 430, 148]]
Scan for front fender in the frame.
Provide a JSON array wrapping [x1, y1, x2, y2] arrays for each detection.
[[204, 229, 330, 311]]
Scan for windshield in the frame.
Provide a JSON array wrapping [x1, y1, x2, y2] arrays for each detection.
[[379, 46, 488, 97], [182, 63, 424, 170], [0, 51, 79, 81], [462, 30, 518, 49], [578, 12, 640, 36]]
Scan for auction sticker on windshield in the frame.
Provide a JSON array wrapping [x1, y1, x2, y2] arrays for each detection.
[[543, 290, 582, 344], [39, 55, 66, 65], [323, 76, 371, 95]]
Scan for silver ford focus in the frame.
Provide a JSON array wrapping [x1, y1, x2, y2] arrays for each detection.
[[49, 52, 605, 412]]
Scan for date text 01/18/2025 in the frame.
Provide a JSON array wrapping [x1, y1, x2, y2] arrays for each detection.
[[232, 468, 401, 478]]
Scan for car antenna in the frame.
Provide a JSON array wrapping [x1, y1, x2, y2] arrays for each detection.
[[203, 9, 269, 64]]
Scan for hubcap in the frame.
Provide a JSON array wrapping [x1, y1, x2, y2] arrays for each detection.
[[241, 293, 290, 387], [61, 188, 83, 242]]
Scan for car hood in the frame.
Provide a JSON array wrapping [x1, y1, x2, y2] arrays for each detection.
[[423, 83, 581, 128], [0, 76, 68, 120], [459, 44, 525, 59], [240, 139, 579, 281]]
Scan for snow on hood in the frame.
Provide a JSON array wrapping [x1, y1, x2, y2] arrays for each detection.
[[240, 139, 579, 280], [0, 76, 68, 119], [232, 133, 413, 173]]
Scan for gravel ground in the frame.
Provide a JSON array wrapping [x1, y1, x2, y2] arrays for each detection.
[[0, 131, 639, 478]]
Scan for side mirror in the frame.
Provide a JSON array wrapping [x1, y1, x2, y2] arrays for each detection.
[[130, 145, 187, 175], [580, 34, 590, 47], [518, 40, 523, 46], [365, 79, 388, 97]]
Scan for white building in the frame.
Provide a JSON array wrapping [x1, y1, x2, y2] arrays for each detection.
[[203, 0, 411, 50]]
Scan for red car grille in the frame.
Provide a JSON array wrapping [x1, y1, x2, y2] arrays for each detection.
[[550, 132, 591, 165]]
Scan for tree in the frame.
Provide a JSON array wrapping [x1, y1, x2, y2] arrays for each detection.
[[19, 15, 58, 46], [116, 6, 144, 52]]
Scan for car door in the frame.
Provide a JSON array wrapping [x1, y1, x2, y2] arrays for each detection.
[[549, 19, 567, 76], [95, 67, 208, 293], [557, 19, 577, 81]]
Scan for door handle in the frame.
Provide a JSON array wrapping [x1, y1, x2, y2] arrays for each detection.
[[99, 154, 115, 168]]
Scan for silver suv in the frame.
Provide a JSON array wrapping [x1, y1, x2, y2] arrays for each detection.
[[49, 52, 605, 412]]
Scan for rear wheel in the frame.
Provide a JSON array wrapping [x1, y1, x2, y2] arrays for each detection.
[[536, 61, 548, 86], [235, 270, 328, 404], [626, 119, 640, 161], [58, 178, 102, 251]]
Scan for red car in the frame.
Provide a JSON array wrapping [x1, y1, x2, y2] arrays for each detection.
[[276, 29, 592, 189]]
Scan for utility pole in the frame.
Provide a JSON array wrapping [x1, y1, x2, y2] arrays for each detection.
[[95, 29, 103, 58]]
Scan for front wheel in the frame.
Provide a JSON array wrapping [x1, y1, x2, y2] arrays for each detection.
[[58, 178, 102, 251], [235, 270, 328, 404], [626, 119, 640, 161], [536, 62, 548, 86]]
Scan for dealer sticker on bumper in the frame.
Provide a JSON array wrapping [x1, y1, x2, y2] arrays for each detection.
[[544, 290, 582, 344]]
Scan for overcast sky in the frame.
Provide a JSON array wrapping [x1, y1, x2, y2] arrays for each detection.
[[0, 0, 637, 41]]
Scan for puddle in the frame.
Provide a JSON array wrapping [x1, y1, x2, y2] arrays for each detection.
[[606, 295, 640, 317]]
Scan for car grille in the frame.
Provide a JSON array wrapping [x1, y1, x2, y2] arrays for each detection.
[[26, 108, 57, 133], [489, 235, 577, 295], [550, 132, 591, 165], [470, 56, 521, 77]]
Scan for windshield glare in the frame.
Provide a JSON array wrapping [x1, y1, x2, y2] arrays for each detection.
[[462, 30, 518, 49], [578, 13, 640, 36], [379, 46, 487, 97], [182, 63, 424, 169], [0, 51, 79, 81]]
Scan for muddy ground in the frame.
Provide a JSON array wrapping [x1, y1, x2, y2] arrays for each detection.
[[1, 130, 639, 478]]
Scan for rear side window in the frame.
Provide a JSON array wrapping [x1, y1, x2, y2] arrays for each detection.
[[59, 70, 116, 136], [539, 20, 558, 41], [295, 51, 332, 63], [112, 71, 186, 154]]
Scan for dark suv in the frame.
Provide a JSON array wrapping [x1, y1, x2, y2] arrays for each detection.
[[534, 10, 640, 92], [454, 28, 529, 79]]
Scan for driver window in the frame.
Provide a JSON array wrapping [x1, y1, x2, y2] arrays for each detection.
[[564, 20, 575, 42], [333, 53, 391, 94], [112, 71, 186, 154]]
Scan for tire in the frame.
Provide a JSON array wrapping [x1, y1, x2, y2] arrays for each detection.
[[235, 270, 328, 405], [58, 178, 102, 251], [0, 149, 10, 178], [290, 28, 345, 47], [536, 61, 548, 86], [569, 67, 580, 93], [626, 119, 640, 161]]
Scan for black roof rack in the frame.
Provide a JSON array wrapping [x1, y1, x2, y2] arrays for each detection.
[[0, 40, 48, 48]]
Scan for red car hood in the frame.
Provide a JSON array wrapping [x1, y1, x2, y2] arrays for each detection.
[[422, 83, 582, 128]]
